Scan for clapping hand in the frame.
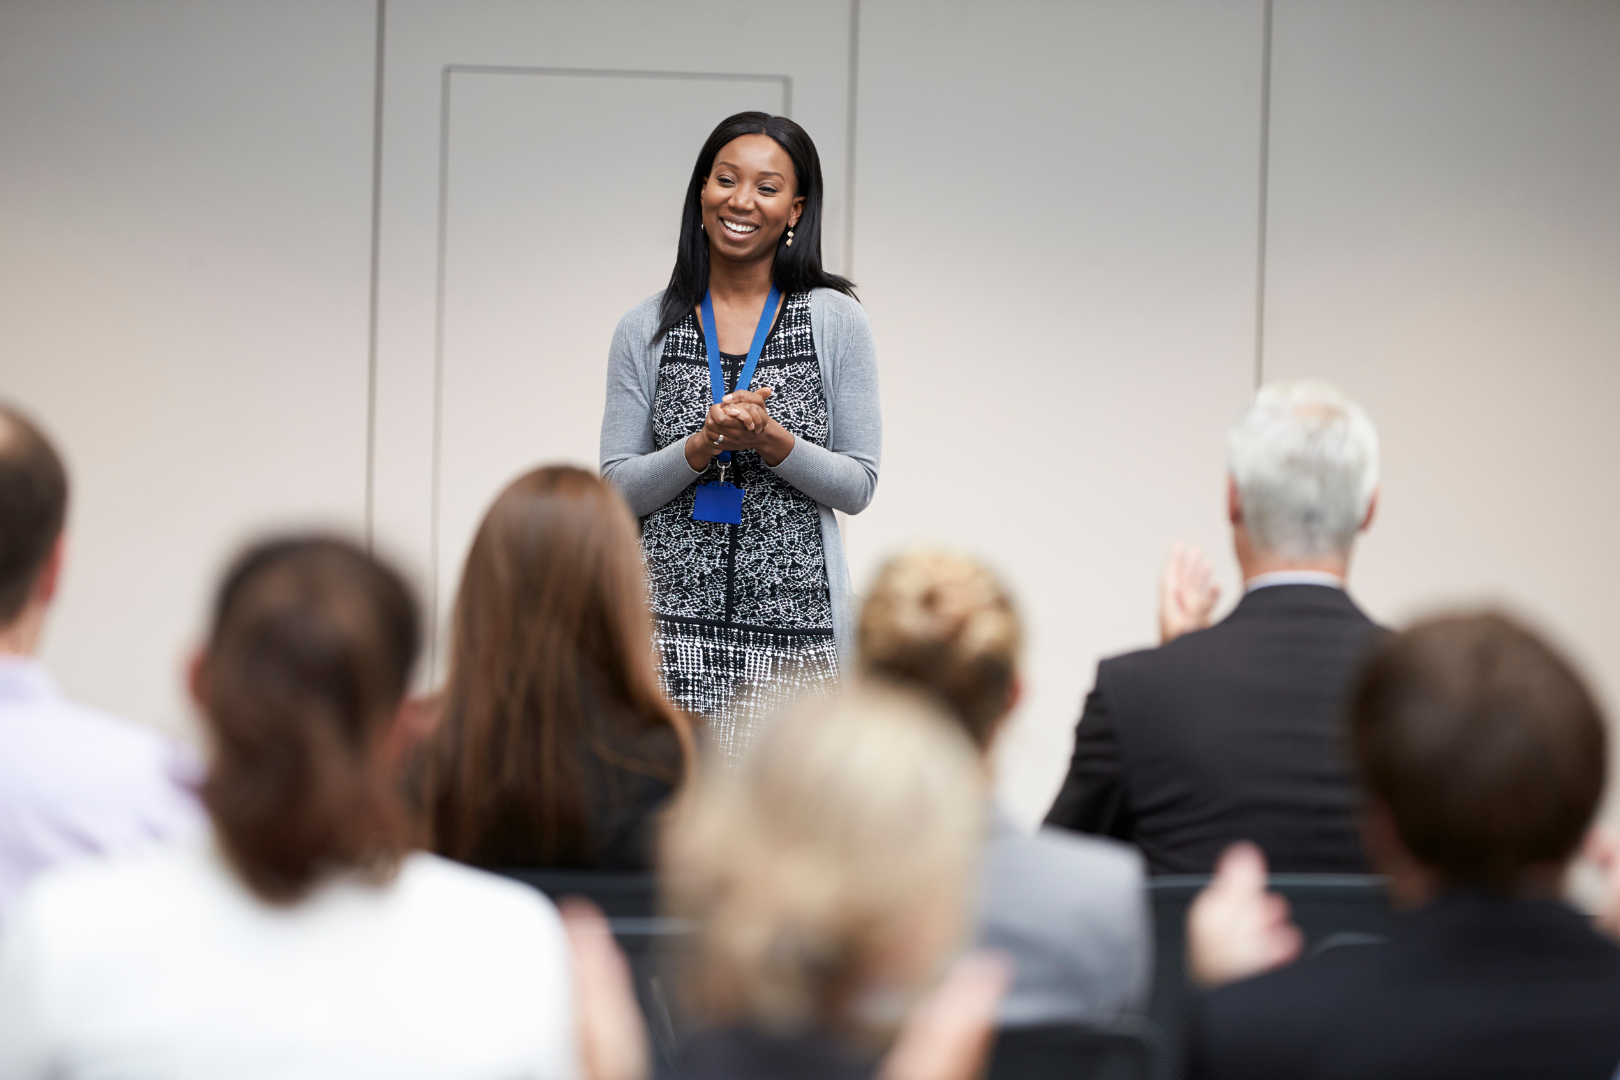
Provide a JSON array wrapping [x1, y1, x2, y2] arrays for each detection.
[[1586, 828, 1620, 941], [1159, 541, 1220, 645], [881, 951, 1012, 1080], [703, 387, 775, 450], [1187, 842, 1303, 989], [685, 386, 794, 468]]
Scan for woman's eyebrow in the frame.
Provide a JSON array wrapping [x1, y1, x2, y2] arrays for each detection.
[[713, 159, 784, 181]]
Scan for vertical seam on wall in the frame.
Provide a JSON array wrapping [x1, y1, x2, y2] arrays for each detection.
[[365, 0, 386, 549], [843, 0, 860, 278], [1254, 0, 1274, 389], [429, 66, 451, 674]]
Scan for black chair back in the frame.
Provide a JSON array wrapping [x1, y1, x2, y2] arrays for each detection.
[[1145, 874, 1390, 1080], [493, 868, 659, 918], [988, 1020, 1156, 1080], [493, 869, 694, 1068]]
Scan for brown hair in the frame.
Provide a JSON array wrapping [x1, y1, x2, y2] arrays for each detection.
[[1349, 612, 1606, 892], [424, 466, 692, 867], [200, 536, 419, 903], [858, 547, 1021, 748], [0, 404, 68, 624]]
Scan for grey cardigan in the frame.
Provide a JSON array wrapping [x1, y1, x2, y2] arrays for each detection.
[[599, 288, 881, 660]]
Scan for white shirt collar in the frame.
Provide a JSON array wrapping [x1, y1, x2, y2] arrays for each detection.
[[0, 656, 58, 703], [1244, 570, 1345, 594]]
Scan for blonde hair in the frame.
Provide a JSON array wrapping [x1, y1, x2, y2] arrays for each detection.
[[858, 547, 1021, 747], [662, 684, 984, 1036]]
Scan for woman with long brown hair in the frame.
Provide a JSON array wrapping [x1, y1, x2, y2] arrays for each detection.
[[424, 465, 692, 872]]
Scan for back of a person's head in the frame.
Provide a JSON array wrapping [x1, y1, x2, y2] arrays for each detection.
[[1227, 380, 1379, 559], [0, 404, 68, 627], [428, 465, 689, 865], [200, 536, 419, 903], [664, 684, 984, 1038], [858, 547, 1020, 748], [1350, 612, 1605, 893]]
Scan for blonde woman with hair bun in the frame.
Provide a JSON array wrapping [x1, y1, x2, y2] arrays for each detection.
[[661, 684, 1011, 1080], [860, 547, 1151, 1027]]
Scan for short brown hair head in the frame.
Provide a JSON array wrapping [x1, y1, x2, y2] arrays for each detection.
[[200, 536, 419, 903], [858, 547, 1020, 748], [0, 404, 68, 625], [1350, 612, 1605, 892]]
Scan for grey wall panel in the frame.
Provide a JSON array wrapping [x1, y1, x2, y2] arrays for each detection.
[[0, 0, 376, 737], [1263, 0, 1620, 821], [852, 0, 1267, 823]]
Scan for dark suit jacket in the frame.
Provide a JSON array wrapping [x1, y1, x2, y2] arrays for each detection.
[[1044, 584, 1378, 875], [1186, 890, 1620, 1080]]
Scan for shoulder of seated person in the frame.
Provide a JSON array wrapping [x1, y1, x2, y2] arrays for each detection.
[[400, 852, 566, 918], [1208, 935, 1385, 1016], [1006, 826, 1145, 887], [0, 696, 196, 783]]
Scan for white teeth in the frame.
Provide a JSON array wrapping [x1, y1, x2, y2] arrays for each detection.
[[721, 219, 758, 235]]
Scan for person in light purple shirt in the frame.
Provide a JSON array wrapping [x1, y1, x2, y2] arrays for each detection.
[[0, 403, 201, 920]]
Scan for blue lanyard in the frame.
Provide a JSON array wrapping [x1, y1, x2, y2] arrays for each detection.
[[700, 285, 780, 464]]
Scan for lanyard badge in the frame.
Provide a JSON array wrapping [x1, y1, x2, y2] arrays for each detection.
[[692, 285, 780, 525]]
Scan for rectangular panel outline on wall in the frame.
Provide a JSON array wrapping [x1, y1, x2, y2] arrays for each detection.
[[428, 64, 792, 667]]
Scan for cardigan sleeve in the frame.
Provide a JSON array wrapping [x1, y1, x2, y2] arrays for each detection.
[[767, 291, 882, 514], [599, 298, 702, 518]]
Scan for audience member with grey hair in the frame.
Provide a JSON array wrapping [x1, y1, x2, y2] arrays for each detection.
[[1045, 381, 1383, 874]]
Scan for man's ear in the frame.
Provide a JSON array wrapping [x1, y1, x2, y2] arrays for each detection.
[[1226, 475, 1243, 526], [187, 649, 208, 712], [1360, 487, 1380, 533], [378, 695, 441, 770], [1003, 671, 1023, 717], [33, 534, 65, 607]]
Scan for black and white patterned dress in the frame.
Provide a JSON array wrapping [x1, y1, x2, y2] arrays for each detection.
[[642, 291, 839, 761]]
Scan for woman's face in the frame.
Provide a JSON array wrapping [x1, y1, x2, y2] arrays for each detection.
[[700, 134, 805, 265]]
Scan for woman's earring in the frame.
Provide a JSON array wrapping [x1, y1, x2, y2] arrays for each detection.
[[785, 225, 794, 247]]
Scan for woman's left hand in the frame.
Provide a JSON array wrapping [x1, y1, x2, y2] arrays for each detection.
[[703, 387, 795, 466]]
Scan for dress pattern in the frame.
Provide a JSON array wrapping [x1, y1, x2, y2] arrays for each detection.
[[643, 291, 839, 762]]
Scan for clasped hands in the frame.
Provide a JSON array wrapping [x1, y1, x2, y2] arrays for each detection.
[[683, 387, 794, 471]]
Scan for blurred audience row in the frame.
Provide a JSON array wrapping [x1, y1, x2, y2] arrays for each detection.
[[0, 382, 1619, 1079]]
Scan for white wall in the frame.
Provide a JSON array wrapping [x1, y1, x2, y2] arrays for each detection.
[[4, 0, 1619, 832], [0, 0, 377, 738]]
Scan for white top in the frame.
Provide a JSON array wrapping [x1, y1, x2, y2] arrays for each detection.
[[0, 840, 579, 1080], [1244, 570, 1346, 593], [0, 657, 203, 922]]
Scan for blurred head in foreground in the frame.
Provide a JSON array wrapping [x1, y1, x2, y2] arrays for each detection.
[[1350, 612, 1605, 901], [0, 403, 68, 653], [425, 465, 691, 870], [195, 536, 418, 903], [663, 684, 985, 1041], [857, 546, 1020, 755], [1226, 379, 1379, 575]]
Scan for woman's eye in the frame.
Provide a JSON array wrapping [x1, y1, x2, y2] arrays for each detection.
[[759, 185, 777, 195]]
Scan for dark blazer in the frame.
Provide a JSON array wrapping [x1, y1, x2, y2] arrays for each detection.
[[1044, 584, 1378, 875], [1185, 891, 1620, 1080]]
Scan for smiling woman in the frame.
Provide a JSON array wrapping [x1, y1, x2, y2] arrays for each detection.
[[600, 112, 882, 763]]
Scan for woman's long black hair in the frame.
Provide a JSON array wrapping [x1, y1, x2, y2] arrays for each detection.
[[655, 112, 856, 340]]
